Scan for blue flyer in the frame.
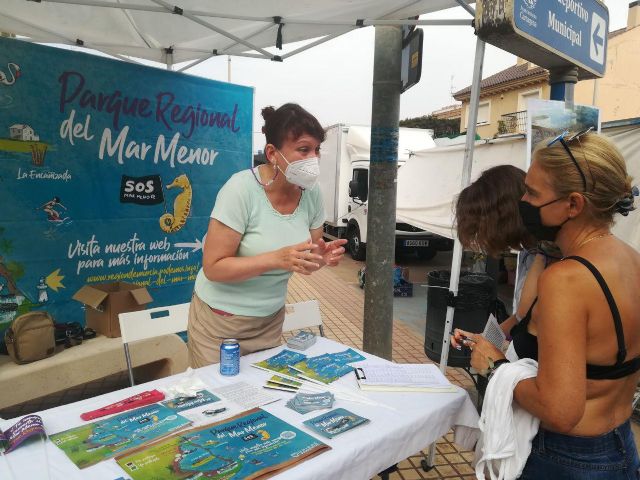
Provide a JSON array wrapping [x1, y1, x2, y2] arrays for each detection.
[[303, 408, 370, 439]]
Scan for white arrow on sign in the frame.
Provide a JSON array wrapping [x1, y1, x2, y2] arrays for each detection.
[[590, 12, 606, 65], [174, 234, 206, 252]]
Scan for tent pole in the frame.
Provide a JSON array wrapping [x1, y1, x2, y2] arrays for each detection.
[[362, 25, 402, 360], [438, 37, 486, 374], [165, 48, 173, 71], [425, 35, 485, 473]]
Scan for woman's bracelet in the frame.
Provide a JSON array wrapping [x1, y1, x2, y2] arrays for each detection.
[[487, 358, 510, 381]]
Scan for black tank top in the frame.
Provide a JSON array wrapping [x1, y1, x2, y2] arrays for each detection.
[[510, 255, 640, 380]]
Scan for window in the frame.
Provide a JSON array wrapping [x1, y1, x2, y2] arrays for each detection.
[[518, 89, 541, 112], [351, 168, 368, 202], [466, 101, 491, 126]]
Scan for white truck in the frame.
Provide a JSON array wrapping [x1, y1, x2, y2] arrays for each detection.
[[319, 124, 454, 260]]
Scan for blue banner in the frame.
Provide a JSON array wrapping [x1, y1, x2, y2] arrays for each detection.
[[0, 38, 252, 334]]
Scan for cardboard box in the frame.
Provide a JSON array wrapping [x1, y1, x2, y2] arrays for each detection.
[[73, 282, 153, 338]]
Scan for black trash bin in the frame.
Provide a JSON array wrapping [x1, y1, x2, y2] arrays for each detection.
[[424, 270, 496, 368]]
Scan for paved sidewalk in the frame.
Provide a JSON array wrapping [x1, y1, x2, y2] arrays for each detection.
[[287, 267, 478, 480]]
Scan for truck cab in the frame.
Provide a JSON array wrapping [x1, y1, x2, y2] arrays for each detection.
[[319, 124, 453, 261], [344, 160, 452, 260]]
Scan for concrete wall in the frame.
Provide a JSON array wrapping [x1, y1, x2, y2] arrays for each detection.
[[575, 26, 640, 122]]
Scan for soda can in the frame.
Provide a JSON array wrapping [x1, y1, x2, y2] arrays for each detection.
[[220, 339, 240, 376]]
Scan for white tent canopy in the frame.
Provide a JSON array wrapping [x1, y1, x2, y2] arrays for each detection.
[[395, 126, 640, 251], [396, 137, 527, 239], [0, 0, 472, 66]]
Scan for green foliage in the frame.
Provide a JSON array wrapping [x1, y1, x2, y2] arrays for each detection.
[[0, 238, 13, 254], [400, 115, 461, 138]]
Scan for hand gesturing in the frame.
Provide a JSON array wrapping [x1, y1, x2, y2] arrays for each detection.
[[276, 239, 324, 275], [311, 238, 347, 267]]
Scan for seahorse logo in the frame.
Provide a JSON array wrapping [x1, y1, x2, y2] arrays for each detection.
[[0, 63, 21, 86], [159, 174, 192, 233]]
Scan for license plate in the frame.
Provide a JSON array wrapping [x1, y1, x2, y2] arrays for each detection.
[[404, 240, 429, 247]]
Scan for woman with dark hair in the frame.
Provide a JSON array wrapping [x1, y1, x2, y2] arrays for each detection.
[[188, 103, 347, 368], [456, 165, 533, 257], [455, 132, 640, 478], [455, 165, 545, 336]]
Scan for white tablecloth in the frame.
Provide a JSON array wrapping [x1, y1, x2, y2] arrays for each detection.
[[0, 338, 479, 480]]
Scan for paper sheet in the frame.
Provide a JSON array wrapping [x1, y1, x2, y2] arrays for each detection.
[[215, 381, 280, 409], [354, 363, 451, 388], [481, 314, 506, 350]]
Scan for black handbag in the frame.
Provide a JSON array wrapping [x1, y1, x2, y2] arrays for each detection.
[[54, 322, 96, 348]]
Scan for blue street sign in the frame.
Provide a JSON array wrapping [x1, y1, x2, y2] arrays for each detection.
[[513, 0, 608, 77]]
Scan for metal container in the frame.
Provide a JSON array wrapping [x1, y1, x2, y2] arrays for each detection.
[[220, 339, 240, 376]]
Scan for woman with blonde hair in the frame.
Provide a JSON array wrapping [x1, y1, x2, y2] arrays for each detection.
[[454, 131, 640, 478]]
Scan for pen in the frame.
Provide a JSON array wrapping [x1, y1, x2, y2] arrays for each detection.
[[203, 407, 227, 416], [453, 335, 475, 351]]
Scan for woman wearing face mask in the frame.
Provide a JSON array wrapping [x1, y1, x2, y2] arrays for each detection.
[[188, 103, 347, 368], [453, 132, 640, 478], [455, 165, 551, 339]]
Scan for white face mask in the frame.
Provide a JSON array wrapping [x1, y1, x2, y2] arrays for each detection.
[[277, 151, 320, 189]]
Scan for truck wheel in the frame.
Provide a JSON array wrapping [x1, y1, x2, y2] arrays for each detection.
[[348, 225, 366, 261], [417, 247, 437, 261]]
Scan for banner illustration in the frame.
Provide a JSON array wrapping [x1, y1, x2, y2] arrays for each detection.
[[0, 37, 253, 335]]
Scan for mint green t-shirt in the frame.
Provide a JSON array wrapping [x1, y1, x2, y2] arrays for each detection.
[[194, 168, 325, 316]]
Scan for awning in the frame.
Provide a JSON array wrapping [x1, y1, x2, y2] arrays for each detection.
[[0, 1, 472, 67]]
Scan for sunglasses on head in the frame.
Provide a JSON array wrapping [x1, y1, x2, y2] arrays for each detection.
[[547, 126, 595, 192]]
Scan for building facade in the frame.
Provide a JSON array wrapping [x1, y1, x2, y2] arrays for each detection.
[[452, 2, 640, 139]]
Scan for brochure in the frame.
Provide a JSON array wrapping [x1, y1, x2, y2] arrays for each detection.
[[303, 408, 370, 439], [291, 348, 366, 384], [0, 415, 46, 453], [252, 349, 308, 375], [267, 375, 302, 390], [116, 408, 330, 480], [49, 404, 192, 469], [161, 390, 221, 412]]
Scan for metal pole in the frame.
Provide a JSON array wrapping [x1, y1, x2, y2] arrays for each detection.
[[363, 25, 402, 360], [426, 35, 486, 473], [438, 38, 486, 374], [227, 55, 231, 82], [166, 48, 173, 71]]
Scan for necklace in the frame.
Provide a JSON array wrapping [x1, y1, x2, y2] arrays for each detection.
[[576, 232, 612, 250], [250, 163, 279, 187]]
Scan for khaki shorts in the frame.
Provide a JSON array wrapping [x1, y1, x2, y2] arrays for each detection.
[[187, 292, 285, 368]]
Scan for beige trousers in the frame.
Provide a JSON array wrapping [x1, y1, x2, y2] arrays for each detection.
[[187, 292, 285, 368]]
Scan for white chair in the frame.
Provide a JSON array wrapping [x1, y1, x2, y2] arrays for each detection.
[[118, 302, 190, 386], [282, 300, 325, 337]]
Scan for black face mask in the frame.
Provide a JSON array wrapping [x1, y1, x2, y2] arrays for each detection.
[[518, 198, 570, 242]]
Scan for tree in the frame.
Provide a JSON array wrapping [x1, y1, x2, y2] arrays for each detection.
[[400, 115, 461, 138]]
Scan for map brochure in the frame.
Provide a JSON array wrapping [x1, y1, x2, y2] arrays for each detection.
[[161, 390, 221, 412], [290, 348, 367, 384], [49, 404, 192, 469], [115, 408, 330, 480], [303, 408, 370, 439], [252, 350, 307, 375]]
